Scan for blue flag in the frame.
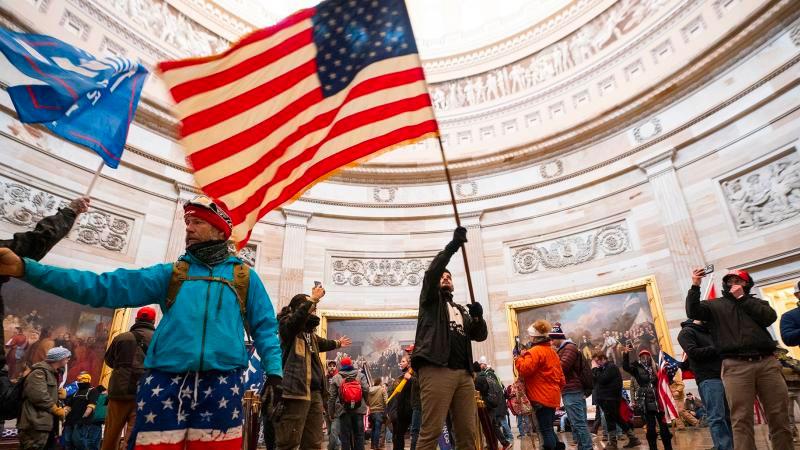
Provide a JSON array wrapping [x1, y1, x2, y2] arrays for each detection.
[[0, 29, 148, 168]]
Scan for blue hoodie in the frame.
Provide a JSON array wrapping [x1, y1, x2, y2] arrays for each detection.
[[22, 253, 282, 376]]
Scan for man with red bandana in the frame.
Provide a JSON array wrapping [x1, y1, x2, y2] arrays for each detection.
[[687, 268, 792, 450], [0, 196, 282, 450]]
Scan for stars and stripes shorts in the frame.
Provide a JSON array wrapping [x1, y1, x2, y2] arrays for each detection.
[[127, 368, 245, 450]]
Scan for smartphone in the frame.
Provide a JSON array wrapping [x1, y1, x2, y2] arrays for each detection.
[[314, 281, 322, 288], [702, 264, 714, 276]]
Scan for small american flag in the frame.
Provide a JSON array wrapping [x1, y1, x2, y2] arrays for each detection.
[[657, 352, 680, 422], [158, 0, 438, 247]]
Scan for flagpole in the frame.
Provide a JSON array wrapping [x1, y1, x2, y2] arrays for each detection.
[[702, 274, 714, 300], [435, 135, 477, 305], [84, 160, 104, 196]]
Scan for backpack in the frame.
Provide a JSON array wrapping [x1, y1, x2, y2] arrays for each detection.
[[339, 374, 363, 410], [484, 375, 504, 410], [577, 351, 594, 398], [126, 331, 150, 394], [505, 378, 532, 416], [92, 392, 108, 423], [0, 367, 44, 420], [166, 261, 250, 335]]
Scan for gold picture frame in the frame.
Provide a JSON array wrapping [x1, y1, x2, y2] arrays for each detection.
[[98, 306, 134, 388], [505, 275, 673, 358]]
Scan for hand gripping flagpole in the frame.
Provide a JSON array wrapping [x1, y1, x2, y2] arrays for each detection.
[[436, 135, 477, 305]]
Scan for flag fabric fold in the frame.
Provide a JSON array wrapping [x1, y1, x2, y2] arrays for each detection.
[[157, 0, 438, 248], [0, 29, 148, 168], [657, 351, 680, 422]]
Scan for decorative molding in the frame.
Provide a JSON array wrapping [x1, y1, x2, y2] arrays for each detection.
[[791, 25, 800, 46], [511, 221, 631, 274], [0, 177, 135, 253], [455, 181, 478, 198], [99, 36, 127, 56], [427, 0, 671, 112], [539, 159, 564, 179], [237, 244, 257, 268], [331, 256, 433, 287], [59, 9, 91, 41], [720, 150, 800, 233], [373, 186, 398, 203], [632, 117, 663, 143]]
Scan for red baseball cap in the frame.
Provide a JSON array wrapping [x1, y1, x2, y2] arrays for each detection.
[[722, 269, 751, 284], [136, 306, 156, 322]]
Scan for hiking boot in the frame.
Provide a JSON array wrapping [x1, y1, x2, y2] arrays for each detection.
[[607, 435, 619, 450]]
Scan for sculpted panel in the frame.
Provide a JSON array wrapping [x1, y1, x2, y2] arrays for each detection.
[[331, 256, 433, 287], [0, 177, 134, 253], [511, 221, 631, 274], [428, 0, 670, 111], [721, 152, 800, 232]]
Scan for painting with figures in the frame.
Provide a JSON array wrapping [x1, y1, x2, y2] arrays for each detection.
[[515, 289, 659, 381], [2, 278, 114, 384], [323, 317, 417, 384]]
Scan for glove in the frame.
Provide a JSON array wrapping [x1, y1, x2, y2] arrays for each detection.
[[50, 405, 66, 420], [452, 226, 467, 244], [466, 302, 483, 318], [262, 375, 284, 422], [58, 388, 67, 400]]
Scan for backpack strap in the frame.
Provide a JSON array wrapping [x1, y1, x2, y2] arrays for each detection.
[[165, 261, 190, 312], [164, 261, 251, 337]]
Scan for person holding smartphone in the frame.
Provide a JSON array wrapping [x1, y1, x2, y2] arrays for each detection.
[[686, 267, 792, 450], [272, 283, 352, 449]]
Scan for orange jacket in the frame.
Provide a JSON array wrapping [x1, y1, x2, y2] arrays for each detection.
[[514, 340, 566, 408]]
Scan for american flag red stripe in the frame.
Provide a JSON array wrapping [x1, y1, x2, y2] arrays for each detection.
[[657, 353, 679, 422], [157, 0, 438, 247]]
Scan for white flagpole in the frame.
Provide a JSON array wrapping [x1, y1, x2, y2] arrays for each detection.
[[84, 159, 105, 196], [702, 274, 715, 300]]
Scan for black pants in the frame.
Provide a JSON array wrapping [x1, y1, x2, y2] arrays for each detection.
[[392, 415, 412, 450], [598, 400, 632, 435], [643, 411, 672, 450]]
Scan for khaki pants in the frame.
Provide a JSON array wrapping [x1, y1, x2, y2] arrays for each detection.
[[273, 391, 325, 450], [722, 357, 793, 450], [417, 366, 477, 450], [101, 399, 137, 450]]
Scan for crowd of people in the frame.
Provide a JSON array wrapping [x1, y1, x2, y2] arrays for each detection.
[[0, 194, 799, 450]]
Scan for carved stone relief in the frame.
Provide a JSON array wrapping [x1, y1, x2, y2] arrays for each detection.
[[455, 181, 478, 198], [0, 178, 135, 253], [720, 152, 800, 232], [632, 117, 662, 143], [511, 222, 631, 274], [791, 25, 800, 47], [427, 0, 669, 111], [539, 160, 564, 179], [373, 187, 398, 203], [107, 0, 229, 56], [238, 244, 257, 267], [331, 256, 433, 287], [60, 10, 91, 41]]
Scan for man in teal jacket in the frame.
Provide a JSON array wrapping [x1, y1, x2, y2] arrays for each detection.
[[0, 196, 282, 450]]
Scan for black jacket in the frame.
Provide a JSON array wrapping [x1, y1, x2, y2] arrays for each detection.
[[104, 320, 155, 399], [278, 299, 339, 401], [591, 361, 622, 402], [65, 383, 100, 426], [0, 207, 77, 370], [686, 285, 777, 358], [677, 320, 721, 383], [622, 352, 660, 413], [411, 242, 488, 372]]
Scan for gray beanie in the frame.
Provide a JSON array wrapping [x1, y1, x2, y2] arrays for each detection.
[[45, 346, 71, 362]]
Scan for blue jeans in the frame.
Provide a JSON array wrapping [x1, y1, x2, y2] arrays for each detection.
[[77, 424, 102, 450], [535, 407, 560, 450], [339, 412, 365, 450], [563, 391, 592, 450], [699, 379, 733, 450], [499, 415, 513, 443], [410, 407, 421, 450], [328, 417, 341, 450], [368, 412, 384, 449], [63, 425, 77, 450], [517, 414, 532, 435]]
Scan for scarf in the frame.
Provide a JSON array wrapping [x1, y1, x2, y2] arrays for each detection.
[[187, 240, 230, 266]]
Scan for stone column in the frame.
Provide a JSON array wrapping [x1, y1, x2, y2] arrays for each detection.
[[636, 148, 706, 281], [460, 211, 497, 363], [164, 183, 198, 261], [277, 209, 311, 309]]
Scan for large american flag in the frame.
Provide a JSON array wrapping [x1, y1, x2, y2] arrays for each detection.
[[657, 352, 680, 422], [158, 0, 438, 246]]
